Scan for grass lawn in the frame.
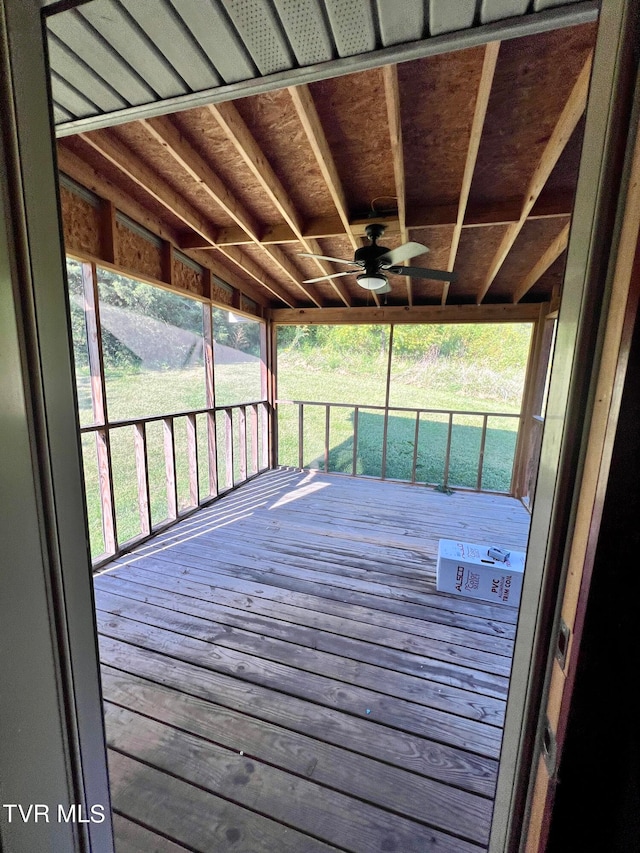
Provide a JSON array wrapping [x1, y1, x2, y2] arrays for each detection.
[[276, 351, 523, 494]]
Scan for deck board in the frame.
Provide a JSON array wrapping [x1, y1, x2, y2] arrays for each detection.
[[96, 468, 530, 852]]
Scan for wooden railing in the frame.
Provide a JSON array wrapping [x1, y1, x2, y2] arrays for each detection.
[[81, 400, 269, 566], [276, 399, 521, 494]]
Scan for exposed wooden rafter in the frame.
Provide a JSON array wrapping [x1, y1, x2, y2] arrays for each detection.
[[140, 116, 324, 307], [443, 41, 500, 305], [382, 64, 410, 306], [57, 23, 597, 313], [288, 84, 382, 307], [58, 145, 268, 308], [206, 195, 573, 248], [207, 102, 351, 307], [288, 85, 359, 253], [512, 221, 570, 303], [77, 130, 299, 307], [476, 51, 593, 304]]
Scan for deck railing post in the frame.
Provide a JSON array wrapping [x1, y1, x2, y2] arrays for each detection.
[[225, 408, 234, 489], [352, 406, 359, 476], [163, 417, 177, 520], [477, 414, 489, 491], [261, 401, 269, 471], [95, 428, 117, 553], [381, 325, 394, 480], [411, 412, 420, 483], [186, 413, 199, 507], [250, 403, 259, 475], [238, 405, 247, 482], [133, 421, 151, 535], [298, 402, 304, 469], [443, 413, 454, 489], [324, 405, 330, 473], [207, 411, 218, 498]]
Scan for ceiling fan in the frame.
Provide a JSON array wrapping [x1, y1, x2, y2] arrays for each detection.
[[299, 223, 455, 294]]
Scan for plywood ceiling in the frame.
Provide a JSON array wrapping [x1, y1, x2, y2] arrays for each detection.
[[56, 18, 598, 311]]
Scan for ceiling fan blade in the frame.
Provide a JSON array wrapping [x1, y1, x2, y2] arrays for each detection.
[[298, 252, 359, 266], [378, 241, 429, 265], [302, 271, 352, 284], [389, 265, 456, 282]]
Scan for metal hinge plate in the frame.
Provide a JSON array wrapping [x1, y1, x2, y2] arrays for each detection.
[[555, 618, 571, 670], [542, 716, 557, 776]]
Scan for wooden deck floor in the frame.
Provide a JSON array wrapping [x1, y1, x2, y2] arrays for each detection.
[[94, 468, 531, 852]]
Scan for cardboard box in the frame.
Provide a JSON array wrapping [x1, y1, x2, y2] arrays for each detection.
[[436, 539, 526, 608]]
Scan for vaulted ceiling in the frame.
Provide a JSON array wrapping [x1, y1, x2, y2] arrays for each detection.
[[49, 2, 599, 312]]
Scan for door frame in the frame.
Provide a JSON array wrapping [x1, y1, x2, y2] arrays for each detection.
[[0, 1, 113, 851], [1, 2, 638, 852], [491, 0, 640, 848]]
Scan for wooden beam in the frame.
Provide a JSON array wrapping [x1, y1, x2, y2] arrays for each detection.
[[288, 84, 358, 253], [57, 146, 269, 309], [211, 196, 574, 246], [141, 116, 323, 307], [78, 130, 299, 308], [476, 52, 593, 304], [270, 302, 545, 325], [161, 240, 173, 288], [443, 41, 500, 306], [208, 101, 351, 307], [99, 198, 116, 264], [59, 144, 182, 246], [382, 65, 411, 306], [512, 221, 570, 303], [79, 130, 219, 245]]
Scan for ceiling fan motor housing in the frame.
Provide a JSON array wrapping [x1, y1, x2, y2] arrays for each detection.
[[356, 223, 391, 274], [354, 242, 391, 274]]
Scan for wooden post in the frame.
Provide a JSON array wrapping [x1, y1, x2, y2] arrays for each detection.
[[186, 413, 199, 507], [238, 405, 247, 482], [298, 402, 304, 469], [207, 411, 218, 497], [260, 401, 269, 471], [161, 240, 174, 287], [411, 412, 420, 483], [324, 405, 330, 473], [352, 406, 359, 476], [203, 303, 218, 497], [81, 261, 117, 553], [163, 417, 177, 519], [250, 404, 259, 475], [381, 325, 394, 479], [443, 413, 453, 488], [477, 414, 489, 491], [512, 304, 551, 497], [264, 319, 277, 468], [99, 199, 117, 265], [224, 408, 233, 489], [133, 422, 151, 535]]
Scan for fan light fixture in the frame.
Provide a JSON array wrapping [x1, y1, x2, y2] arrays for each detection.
[[357, 272, 388, 291], [298, 223, 456, 293]]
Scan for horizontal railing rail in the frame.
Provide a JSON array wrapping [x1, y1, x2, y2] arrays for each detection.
[[83, 400, 269, 568], [78, 400, 268, 433], [276, 398, 521, 494]]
